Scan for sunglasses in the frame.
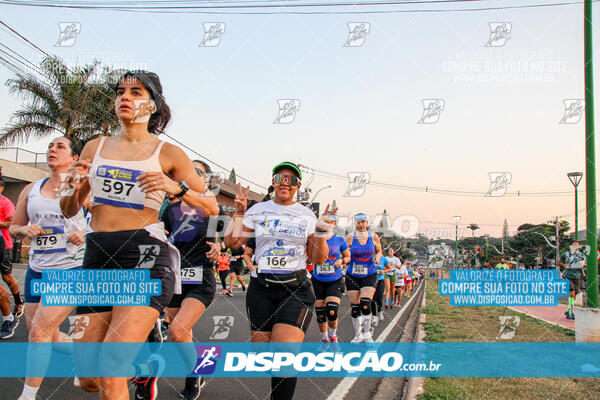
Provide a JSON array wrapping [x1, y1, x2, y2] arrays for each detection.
[[354, 214, 368, 223], [272, 173, 300, 187], [195, 168, 208, 178]]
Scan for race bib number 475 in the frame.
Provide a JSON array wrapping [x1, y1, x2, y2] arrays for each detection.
[[94, 165, 145, 210], [31, 226, 67, 254], [181, 266, 203, 284]]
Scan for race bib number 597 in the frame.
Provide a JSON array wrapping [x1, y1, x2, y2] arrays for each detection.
[[93, 165, 145, 210]]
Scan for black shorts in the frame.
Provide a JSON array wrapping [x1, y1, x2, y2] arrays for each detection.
[[311, 277, 344, 300], [169, 267, 216, 308], [568, 277, 581, 294], [345, 273, 378, 291], [0, 248, 12, 275], [75, 229, 175, 314], [230, 261, 243, 276], [246, 277, 315, 332]]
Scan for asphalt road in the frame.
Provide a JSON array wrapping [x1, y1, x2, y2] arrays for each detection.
[[0, 265, 424, 400]]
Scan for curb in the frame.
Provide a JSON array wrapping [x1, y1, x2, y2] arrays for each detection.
[[507, 306, 574, 331], [403, 281, 427, 400]]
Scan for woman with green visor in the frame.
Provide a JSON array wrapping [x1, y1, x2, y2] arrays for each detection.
[[225, 161, 333, 400]]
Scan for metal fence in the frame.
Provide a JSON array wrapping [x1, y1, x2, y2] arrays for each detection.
[[0, 147, 47, 168]]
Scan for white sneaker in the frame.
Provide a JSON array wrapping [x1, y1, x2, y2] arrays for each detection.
[[379, 313, 384, 322], [74, 376, 81, 387], [351, 333, 364, 343], [363, 331, 374, 343], [372, 316, 379, 327]]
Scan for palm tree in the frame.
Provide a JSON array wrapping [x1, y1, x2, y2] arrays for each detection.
[[467, 223, 480, 238], [0, 56, 119, 146]]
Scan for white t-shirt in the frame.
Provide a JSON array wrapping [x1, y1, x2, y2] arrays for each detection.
[[386, 256, 400, 275], [242, 200, 317, 276], [396, 265, 408, 280]]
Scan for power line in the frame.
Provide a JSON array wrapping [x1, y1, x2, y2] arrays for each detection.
[[0, 19, 267, 191], [0, 0, 597, 14], [300, 165, 599, 198]]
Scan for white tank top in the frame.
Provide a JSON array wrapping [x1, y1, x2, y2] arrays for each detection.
[[89, 137, 166, 211], [27, 179, 87, 271]]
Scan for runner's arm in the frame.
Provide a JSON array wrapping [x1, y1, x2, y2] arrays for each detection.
[[372, 233, 383, 264], [9, 183, 34, 239], [307, 233, 328, 265], [154, 143, 219, 216], [60, 139, 96, 218]]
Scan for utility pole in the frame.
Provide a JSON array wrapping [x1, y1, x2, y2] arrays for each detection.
[[555, 216, 560, 271], [584, 0, 598, 308]]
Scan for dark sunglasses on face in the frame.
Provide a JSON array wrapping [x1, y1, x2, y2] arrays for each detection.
[[195, 168, 208, 178], [272, 173, 300, 187]]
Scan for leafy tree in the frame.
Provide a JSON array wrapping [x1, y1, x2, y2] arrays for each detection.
[[467, 223, 480, 237], [1, 56, 119, 146]]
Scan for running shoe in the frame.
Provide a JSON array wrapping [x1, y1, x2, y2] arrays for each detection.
[[147, 319, 164, 352], [318, 338, 329, 352], [225, 290, 233, 297], [363, 331, 374, 344], [379, 313, 384, 322], [161, 320, 170, 341], [180, 376, 206, 400], [372, 316, 379, 327], [329, 336, 340, 353], [351, 333, 364, 343], [222, 289, 227, 295], [564, 310, 570, 319], [132, 354, 166, 400], [242, 284, 246, 292], [13, 301, 24, 319], [0, 316, 19, 339]]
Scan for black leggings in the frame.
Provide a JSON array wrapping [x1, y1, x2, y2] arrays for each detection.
[[219, 269, 230, 290], [372, 279, 385, 315]]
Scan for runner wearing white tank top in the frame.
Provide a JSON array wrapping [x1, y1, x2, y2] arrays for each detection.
[[10, 137, 87, 400]]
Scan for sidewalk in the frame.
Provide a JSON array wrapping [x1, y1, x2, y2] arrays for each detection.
[[509, 305, 575, 330]]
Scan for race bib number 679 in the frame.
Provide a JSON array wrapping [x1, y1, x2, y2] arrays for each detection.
[[31, 226, 67, 254]]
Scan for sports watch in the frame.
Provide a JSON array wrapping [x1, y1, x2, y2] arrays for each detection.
[[174, 180, 190, 198]]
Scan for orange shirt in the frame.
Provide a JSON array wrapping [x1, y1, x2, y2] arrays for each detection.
[[218, 254, 231, 271]]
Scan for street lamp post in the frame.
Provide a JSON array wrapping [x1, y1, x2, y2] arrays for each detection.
[[567, 172, 583, 240], [454, 216, 461, 268], [307, 185, 332, 208]]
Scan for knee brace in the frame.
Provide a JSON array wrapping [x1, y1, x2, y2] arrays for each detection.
[[360, 297, 371, 315], [315, 306, 327, 324], [351, 303, 361, 318], [325, 302, 339, 321]]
